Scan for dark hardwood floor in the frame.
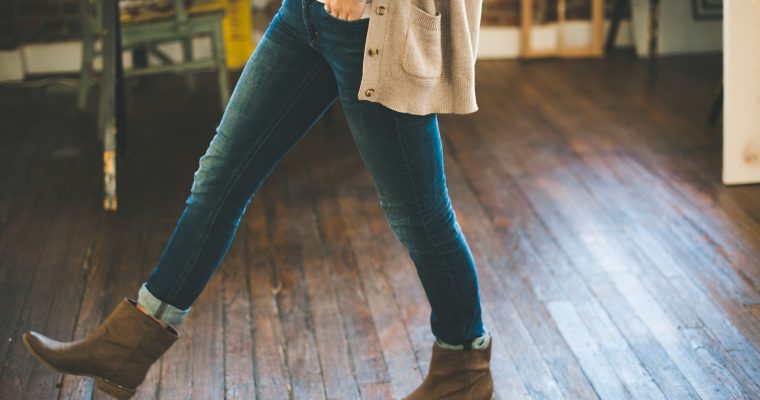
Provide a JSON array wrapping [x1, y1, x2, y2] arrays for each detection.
[[1, 50, 759, 399]]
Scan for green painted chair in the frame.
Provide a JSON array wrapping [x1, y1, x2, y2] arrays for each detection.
[[78, 0, 229, 114], [78, 0, 230, 210]]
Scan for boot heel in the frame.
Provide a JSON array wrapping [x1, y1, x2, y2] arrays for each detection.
[[96, 378, 136, 399]]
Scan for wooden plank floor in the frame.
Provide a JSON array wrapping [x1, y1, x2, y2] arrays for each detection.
[[1, 51, 759, 399]]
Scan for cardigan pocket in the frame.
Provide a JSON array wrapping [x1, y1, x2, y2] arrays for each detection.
[[401, 4, 442, 80]]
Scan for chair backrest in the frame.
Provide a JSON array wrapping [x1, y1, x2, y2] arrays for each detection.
[[172, 0, 189, 24], [81, 0, 226, 40], [116, 0, 197, 28], [80, 0, 103, 33]]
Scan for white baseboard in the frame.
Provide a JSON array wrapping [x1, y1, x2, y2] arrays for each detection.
[[0, 49, 24, 81], [477, 20, 634, 60], [0, 19, 638, 81], [0, 35, 215, 81]]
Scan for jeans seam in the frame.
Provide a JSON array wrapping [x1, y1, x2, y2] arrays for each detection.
[[393, 115, 468, 343], [165, 61, 331, 303]]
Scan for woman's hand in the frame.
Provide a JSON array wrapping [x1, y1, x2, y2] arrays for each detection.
[[322, 0, 367, 20]]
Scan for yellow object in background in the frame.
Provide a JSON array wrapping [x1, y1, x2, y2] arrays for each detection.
[[119, 0, 255, 69], [192, 0, 256, 68], [220, 0, 255, 69]]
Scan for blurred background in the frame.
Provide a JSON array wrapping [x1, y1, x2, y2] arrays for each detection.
[[1, 1, 759, 399]]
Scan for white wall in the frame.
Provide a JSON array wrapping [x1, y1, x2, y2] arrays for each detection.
[[630, 0, 722, 56], [723, 0, 760, 185]]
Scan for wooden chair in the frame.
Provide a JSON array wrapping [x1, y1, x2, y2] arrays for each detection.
[[78, 0, 229, 114], [605, 0, 661, 84], [77, 0, 229, 210]]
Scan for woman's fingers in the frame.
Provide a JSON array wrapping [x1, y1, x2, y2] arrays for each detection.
[[323, 0, 364, 20], [325, 3, 350, 20]]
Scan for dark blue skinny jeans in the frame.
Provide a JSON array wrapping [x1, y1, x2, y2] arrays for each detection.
[[141, 0, 485, 346]]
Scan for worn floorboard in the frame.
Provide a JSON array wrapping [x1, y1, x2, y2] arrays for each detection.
[[2, 51, 759, 399]]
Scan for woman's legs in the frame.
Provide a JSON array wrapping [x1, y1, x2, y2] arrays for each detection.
[[344, 104, 486, 346], [24, 1, 489, 397], [139, 2, 340, 324], [310, 1, 485, 346], [144, 0, 486, 345], [311, 7, 494, 396]]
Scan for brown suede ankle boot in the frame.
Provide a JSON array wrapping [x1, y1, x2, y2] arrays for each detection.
[[404, 337, 494, 400], [22, 297, 179, 399]]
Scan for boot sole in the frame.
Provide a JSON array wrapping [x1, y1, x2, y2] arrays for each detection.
[[22, 332, 137, 400]]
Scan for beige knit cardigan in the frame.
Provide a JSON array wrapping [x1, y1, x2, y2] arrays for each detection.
[[358, 0, 483, 115]]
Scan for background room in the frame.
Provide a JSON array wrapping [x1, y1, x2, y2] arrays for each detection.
[[1, 0, 759, 399]]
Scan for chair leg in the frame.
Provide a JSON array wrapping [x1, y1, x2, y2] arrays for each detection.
[[707, 80, 723, 126], [212, 23, 229, 111], [648, 0, 660, 85], [604, 0, 625, 55], [100, 0, 119, 211], [182, 38, 197, 91], [78, 11, 95, 111]]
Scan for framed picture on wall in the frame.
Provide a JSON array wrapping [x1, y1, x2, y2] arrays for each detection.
[[693, 0, 722, 20]]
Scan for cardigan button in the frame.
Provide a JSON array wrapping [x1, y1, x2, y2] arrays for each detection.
[[367, 48, 379, 56], [365, 88, 375, 97], [375, 6, 385, 15]]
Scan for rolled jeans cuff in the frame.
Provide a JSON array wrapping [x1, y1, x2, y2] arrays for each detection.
[[137, 283, 191, 326]]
